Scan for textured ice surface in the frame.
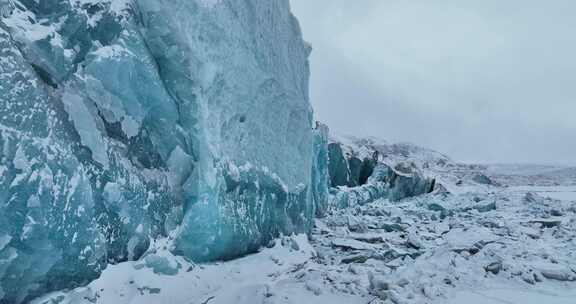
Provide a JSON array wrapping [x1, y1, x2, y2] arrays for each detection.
[[134, 0, 316, 261], [0, 0, 316, 302], [0, 7, 177, 301]]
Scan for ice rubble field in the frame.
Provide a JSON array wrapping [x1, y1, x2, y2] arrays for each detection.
[[34, 164, 576, 304]]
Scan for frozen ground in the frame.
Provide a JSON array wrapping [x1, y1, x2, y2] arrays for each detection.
[[485, 164, 576, 187], [507, 186, 576, 202], [32, 235, 365, 304], [447, 287, 576, 304], [33, 162, 576, 304]]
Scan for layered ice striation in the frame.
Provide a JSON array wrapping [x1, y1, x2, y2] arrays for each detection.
[[0, 0, 315, 302]]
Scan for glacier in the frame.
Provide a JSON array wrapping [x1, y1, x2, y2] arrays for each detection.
[[0, 0, 441, 302], [0, 1, 571, 302], [0, 0, 315, 302]]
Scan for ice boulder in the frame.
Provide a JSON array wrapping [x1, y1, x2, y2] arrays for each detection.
[[472, 173, 497, 186], [327, 142, 377, 188], [327, 162, 435, 209], [326, 138, 435, 209], [387, 162, 435, 202], [328, 143, 351, 187]]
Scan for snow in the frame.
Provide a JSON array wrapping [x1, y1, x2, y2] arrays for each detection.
[[91, 44, 133, 61], [32, 158, 576, 304], [508, 185, 576, 201], [73, 0, 131, 16], [447, 287, 576, 304], [33, 235, 364, 304], [329, 133, 452, 169], [2, 8, 56, 42]]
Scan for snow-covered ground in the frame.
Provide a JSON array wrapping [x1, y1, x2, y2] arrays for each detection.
[[507, 186, 576, 202], [447, 287, 576, 304], [32, 235, 366, 304], [485, 164, 576, 187], [33, 162, 576, 304]]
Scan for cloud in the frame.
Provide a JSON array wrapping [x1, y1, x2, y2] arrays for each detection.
[[290, 0, 576, 164]]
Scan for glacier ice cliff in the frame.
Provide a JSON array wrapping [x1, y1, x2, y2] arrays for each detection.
[[0, 0, 315, 302], [135, 0, 315, 262], [0, 0, 441, 302]]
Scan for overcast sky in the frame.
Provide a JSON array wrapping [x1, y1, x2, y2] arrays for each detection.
[[290, 0, 576, 165]]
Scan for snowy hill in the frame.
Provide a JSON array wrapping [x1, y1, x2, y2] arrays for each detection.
[[330, 134, 453, 169]]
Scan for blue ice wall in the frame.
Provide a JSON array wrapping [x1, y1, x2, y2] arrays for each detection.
[[133, 0, 315, 261], [0, 0, 317, 302]]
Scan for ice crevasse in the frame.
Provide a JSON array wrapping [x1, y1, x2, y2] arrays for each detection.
[[0, 0, 320, 302]]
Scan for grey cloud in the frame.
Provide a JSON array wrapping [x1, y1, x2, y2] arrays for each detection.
[[291, 0, 576, 165]]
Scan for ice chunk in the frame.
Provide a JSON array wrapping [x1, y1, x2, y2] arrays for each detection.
[[387, 162, 435, 202], [328, 143, 351, 187], [62, 90, 109, 167], [326, 138, 435, 210], [312, 123, 330, 217], [136, 254, 181, 276]]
